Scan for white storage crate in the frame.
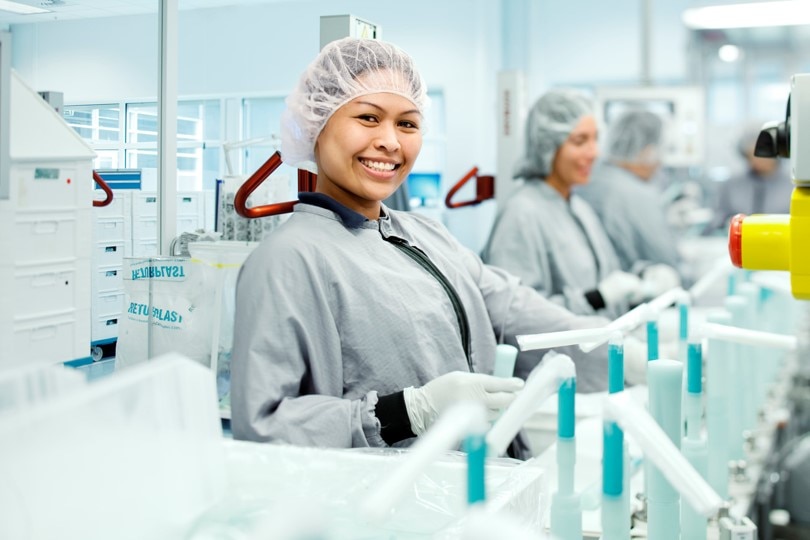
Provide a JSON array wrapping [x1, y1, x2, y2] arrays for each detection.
[[92, 190, 128, 218], [95, 290, 125, 318], [12, 309, 88, 365], [14, 211, 79, 263], [132, 239, 158, 258], [131, 192, 158, 217], [13, 163, 84, 210], [92, 312, 121, 343], [13, 259, 83, 318], [177, 192, 203, 217], [132, 215, 158, 241], [94, 264, 123, 293], [94, 241, 125, 268], [94, 217, 126, 243]]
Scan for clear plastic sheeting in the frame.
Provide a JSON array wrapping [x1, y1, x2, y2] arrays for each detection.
[[187, 441, 547, 540], [0, 354, 225, 540], [0, 360, 86, 415]]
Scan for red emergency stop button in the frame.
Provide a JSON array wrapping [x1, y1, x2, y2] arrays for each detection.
[[728, 213, 745, 268]]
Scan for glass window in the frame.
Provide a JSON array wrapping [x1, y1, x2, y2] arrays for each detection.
[[126, 103, 158, 144], [63, 104, 120, 143]]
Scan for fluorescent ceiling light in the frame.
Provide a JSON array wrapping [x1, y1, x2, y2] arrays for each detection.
[[683, 0, 810, 29], [0, 0, 51, 15], [718, 44, 741, 62]]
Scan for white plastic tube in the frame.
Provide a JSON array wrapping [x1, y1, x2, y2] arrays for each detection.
[[360, 401, 489, 524], [603, 392, 723, 518], [486, 354, 576, 457], [689, 259, 732, 302], [702, 322, 798, 350], [579, 303, 652, 353], [515, 328, 613, 351]]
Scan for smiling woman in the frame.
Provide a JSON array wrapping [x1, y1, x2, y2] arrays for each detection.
[[314, 92, 423, 219], [229, 37, 616, 457]]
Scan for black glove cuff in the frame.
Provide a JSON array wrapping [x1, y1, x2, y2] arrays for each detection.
[[377, 390, 416, 445], [585, 288, 606, 310]]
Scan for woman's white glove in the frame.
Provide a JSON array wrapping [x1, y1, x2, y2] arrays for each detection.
[[623, 336, 649, 386], [598, 271, 644, 308], [641, 264, 681, 299], [403, 372, 524, 435]]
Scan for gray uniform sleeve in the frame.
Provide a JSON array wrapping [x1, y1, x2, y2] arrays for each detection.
[[463, 246, 610, 392], [229, 245, 385, 448], [617, 201, 679, 271], [483, 206, 594, 315]]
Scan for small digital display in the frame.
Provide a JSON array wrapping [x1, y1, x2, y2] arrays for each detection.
[[408, 172, 441, 208], [34, 168, 60, 180]]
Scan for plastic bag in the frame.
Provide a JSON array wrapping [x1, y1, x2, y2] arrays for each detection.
[[116, 242, 258, 408], [116, 257, 216, 370]]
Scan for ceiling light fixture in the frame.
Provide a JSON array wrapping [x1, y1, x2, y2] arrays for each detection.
[[0, 0, 51, 14], [683, 0, 810, 29], [718, 44, 741, 62]]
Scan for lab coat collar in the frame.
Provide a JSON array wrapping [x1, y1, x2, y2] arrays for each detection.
[[298, 192, 369, 228]]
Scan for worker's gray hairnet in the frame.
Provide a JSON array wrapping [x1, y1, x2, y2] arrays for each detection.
[[281, 37, 429, 172], [605, 109, 664, 163], [514, 89, 593, 180]]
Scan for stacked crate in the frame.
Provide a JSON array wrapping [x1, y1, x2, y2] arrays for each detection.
[[0, 72, 95, 366]]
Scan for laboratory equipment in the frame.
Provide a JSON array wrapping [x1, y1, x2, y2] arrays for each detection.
[[728, 73, 810, 300], [0, 69, 96, 366]]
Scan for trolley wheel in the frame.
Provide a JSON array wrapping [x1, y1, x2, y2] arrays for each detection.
[[91, 345, 104, 362]]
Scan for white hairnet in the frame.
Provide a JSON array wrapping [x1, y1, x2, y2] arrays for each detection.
[[281, 37, 429, 172], [605, 109, 663, 163], [514, 89, 593, 180]]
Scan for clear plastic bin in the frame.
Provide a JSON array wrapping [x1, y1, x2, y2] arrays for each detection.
[[0, 354, 225, 540], [186, 440, 547, 540]]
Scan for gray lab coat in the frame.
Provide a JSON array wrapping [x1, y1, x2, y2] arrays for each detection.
[[576, 161, 680, 271], [231, 198, 609, 449], [481, 180, 626, 318]]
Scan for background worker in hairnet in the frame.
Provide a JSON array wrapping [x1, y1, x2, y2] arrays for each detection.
[[576, 109, 682, 291], [230, 38, 643, 456], [705, 123, 793, 233], [481, 90, 675, 319]]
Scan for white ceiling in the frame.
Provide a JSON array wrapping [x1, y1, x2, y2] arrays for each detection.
[[0, 0, 291, 26]]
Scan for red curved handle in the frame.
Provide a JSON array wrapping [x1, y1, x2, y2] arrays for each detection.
[[444, 166, 495, 209], [92, 170, 114, 208], [234, 151, 317, 218]]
